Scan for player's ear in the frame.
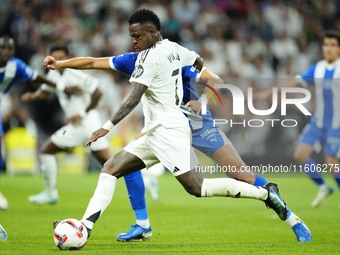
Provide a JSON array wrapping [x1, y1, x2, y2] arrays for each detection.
[[149, 28, 156, 37]]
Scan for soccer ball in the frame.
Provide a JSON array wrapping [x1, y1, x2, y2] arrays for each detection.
[[53, 219, 88, 250]]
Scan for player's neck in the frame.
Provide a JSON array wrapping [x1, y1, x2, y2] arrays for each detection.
[[325, 57, 339, 65], [151, 34, 163, 46]]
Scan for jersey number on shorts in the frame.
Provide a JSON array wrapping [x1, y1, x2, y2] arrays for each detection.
[[172, 68, 180, 106]]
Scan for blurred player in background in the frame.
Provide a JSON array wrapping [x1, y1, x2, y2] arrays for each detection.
[[256, 30, 340, 208], [22, 45, 111, 205], [0, 36, 78, 210], [141, 163, 164, 205], [46, 9, 308, 244]]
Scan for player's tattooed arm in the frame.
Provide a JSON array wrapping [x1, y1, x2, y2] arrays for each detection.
[[109, 82, 147, 125], [85, 83, 147, 147]]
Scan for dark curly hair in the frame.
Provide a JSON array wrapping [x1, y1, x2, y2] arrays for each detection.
[[128, 9, 161, 31], [323, 30, 340, 45], [49, 45, 69, 55]]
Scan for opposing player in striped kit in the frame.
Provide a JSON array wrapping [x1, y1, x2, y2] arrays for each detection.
[[256, 30, 340, 208]]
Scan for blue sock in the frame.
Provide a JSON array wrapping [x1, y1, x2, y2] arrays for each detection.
[[124, 170, 148, 221], [286, 206, 292, 219], [302, 158, 324, 185], [253, 174, 268, 186], [333, 172, 340, 189]]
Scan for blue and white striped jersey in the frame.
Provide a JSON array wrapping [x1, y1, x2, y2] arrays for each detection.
[[296, 59, 340, 129], [0, 57, 37, 98]]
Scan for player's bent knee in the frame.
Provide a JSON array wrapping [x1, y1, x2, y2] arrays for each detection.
[[101, 159, 119, 177]]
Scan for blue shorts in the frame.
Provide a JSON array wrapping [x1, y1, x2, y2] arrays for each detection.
[[191, 119, 230, 156], [298, 121, 340, 157]]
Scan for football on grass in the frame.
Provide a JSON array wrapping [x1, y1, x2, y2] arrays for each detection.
[[53, 219, 88, 250]]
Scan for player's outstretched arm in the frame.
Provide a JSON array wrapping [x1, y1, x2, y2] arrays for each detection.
[[85, 82, 148, 147], [21, 88, 51, 102], [185, 68, 223, 115], [199, 68, 224, 92], [253, 79, 301, 101], [35, 74, 58, 88], [43, 56, 112, 70]]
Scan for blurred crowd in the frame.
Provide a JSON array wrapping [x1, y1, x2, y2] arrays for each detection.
[[2, 0, 340, 76], [1, 0, 339, 165]]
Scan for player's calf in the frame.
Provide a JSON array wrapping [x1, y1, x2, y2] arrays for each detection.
[[176, 169, 203, 197]]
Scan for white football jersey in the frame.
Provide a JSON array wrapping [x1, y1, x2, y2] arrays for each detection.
[[41, 69, 99, 118], [129, 39, 197, 132]]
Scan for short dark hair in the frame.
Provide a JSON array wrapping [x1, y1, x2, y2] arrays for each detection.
[[0, 35, 15, 47], [49, 45, 69, 55], [128, 9, 161, 31], [323, 30, 340, 46]]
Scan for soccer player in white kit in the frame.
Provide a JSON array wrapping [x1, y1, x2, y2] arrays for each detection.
[[22, 45, 111, 204], [44, 9, 290, 242]]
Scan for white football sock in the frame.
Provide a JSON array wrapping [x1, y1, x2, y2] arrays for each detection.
[[136, 219, 150, 229], [40, 154, 58, 196], [81, 173, 117, 229], [286, 212, 301, 227], [201, 178, 268, 200]]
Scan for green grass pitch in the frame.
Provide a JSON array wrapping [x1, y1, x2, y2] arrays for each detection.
[[0, 172, 339, 254]]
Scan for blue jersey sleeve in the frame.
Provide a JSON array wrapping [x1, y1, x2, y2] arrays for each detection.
[[182, 66, 200, 103], [14, 58, 37, 81], [297, 63, 316, 86], [110, 53, 139, 75], [182, 66, 199, 80]]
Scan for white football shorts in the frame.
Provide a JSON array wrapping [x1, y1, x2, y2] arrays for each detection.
[[124, 124, 199, 177], [141, 162, 165, 177], [51, 109, 109, 151]]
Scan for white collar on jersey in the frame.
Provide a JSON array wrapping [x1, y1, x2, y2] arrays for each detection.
[[325, 58, 340, 70], [0, 66, 5, 73]]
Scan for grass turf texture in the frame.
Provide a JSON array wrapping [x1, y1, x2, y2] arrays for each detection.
[[0, 172, 339, 254]]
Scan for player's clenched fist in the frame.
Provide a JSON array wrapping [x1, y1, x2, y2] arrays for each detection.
[[85, 128, 109, 147], [185, 100, 202, 115], [43, 56, 59, 70]]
